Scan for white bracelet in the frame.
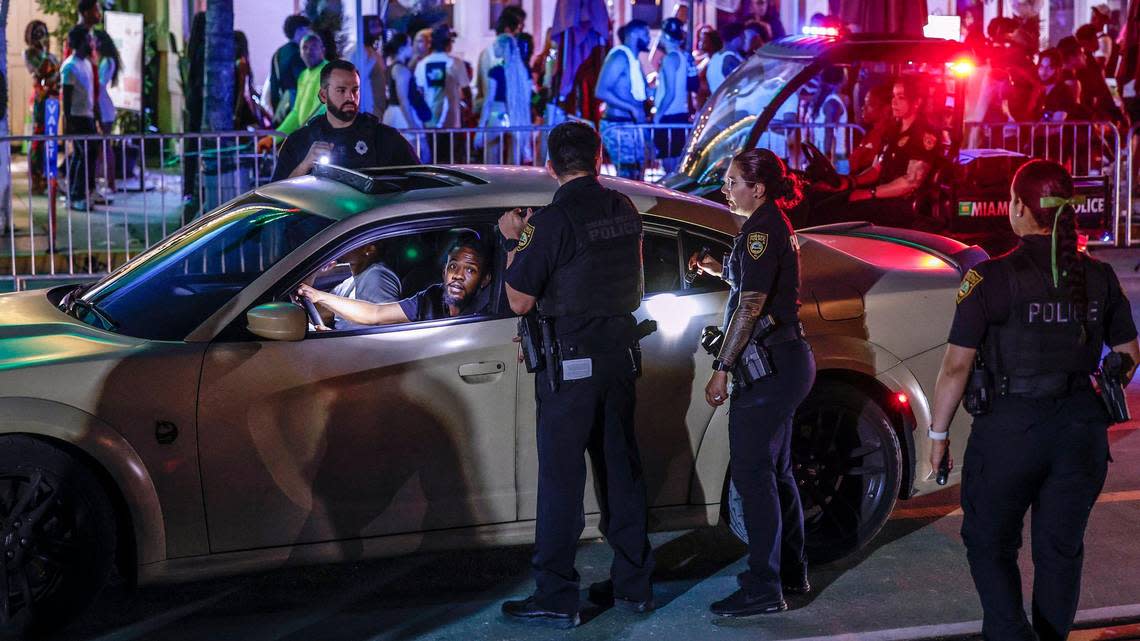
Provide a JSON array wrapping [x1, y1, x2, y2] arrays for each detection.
[[928, 428, 949, 441]]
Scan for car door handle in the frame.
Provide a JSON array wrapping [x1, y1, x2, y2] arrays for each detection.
[[458, 361, 505, 382]]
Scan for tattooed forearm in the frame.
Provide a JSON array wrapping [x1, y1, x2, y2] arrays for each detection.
[[718, 291, 768, 367]]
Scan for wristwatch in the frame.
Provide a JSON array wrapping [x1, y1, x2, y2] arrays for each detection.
[[504, 238, 520, 252], [711, 358, 732, 372]]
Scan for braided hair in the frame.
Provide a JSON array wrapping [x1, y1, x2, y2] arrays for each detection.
[[1011, 159, 1088, 342]]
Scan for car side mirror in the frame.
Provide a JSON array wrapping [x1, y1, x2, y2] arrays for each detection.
[[246, 302, 308, 341]]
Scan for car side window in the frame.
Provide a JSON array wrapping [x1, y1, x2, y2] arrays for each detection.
[[304, 225, 499, 334], [681, 230, 731, 292], [643, 230, 682, 295]]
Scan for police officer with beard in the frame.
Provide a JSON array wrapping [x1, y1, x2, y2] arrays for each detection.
[[498, 122, 654, 628], [929, 160, 1139, 641], [272, 59, 418, 181]]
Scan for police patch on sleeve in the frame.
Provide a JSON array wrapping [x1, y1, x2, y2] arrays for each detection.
[[747, 232, 768, 260], [956, 269, 983, 304], [517, 223, 535, 252]]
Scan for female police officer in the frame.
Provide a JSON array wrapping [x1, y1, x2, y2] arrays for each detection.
[[929, 159, 1139, 641], [690, 148, 815, 617]]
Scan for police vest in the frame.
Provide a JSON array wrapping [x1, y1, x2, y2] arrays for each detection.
[[537, 187, 644, 318], [987, 252, 1107, 382]]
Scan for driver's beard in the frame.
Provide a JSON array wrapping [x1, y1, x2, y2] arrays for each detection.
[[443, 291, 470, 310], [327, 101, 358, 122]]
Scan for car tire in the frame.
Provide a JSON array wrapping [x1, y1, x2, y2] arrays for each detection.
[[0, 435, 116, 636], [723, 380, 902, 565]]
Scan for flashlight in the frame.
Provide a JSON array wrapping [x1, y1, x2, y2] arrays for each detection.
[[318, 155, 330, 165]]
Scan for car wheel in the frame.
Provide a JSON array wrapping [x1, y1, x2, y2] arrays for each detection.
[[0, 436, 116, 636], [723, 380, 902, 565]]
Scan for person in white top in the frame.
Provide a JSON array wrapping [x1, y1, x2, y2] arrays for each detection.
[[60, 26, 98, 209], [94, 30, 121, 194], [597, 19, 651, 179], [707, 23, 746, 95], [477, 7, 526, 115], [414, 24, 471, 163], [653, 18, 693, 173]]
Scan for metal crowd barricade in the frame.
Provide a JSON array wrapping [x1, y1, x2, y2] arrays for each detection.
[[397, 125, 556, 167], [963, 120, 1123, 247], [1127, 123, 1139, 246], [2, 130, 280, 289], [754, 122, 866, 173], [599, 123, 695, 182]]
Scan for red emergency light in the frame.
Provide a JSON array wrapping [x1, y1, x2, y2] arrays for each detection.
[[802, 26, 840, 37], [947, 58, 976, 77]]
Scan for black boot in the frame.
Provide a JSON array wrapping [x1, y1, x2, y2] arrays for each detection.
[[501, 596, 580, 629], [587, 580, 655, 613], [710, 589, 788, 617]]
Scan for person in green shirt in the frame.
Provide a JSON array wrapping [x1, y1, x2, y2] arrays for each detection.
[[276, 34, 328, 136]]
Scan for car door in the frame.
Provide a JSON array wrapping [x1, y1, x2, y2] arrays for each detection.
[[196, 220, 520, 554], [516, 220, 732, 519]]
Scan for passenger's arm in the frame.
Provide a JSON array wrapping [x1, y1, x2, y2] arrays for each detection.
[[296, 283, 410, 326]]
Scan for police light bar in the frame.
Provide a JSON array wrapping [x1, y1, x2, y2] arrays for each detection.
[[802, 26, 840, 37]]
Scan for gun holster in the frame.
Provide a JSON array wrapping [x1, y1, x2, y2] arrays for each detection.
[[518, 315, 545, 373], [963, 351, 995, 416], [1095, 351, 1133, 424]]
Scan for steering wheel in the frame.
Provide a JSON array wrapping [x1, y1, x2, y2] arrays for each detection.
[[292, 292, 324, 327], [802, 141, 842, 189]]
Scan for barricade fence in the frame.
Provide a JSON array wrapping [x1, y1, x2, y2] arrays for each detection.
[[2, 120, 1138, 289]]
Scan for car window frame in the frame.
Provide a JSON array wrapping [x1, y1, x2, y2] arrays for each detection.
[[215, 210, 519, 342], [643, 216, 733, 296]]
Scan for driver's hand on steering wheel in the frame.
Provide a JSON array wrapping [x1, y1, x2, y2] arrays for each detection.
[[688, 251, 723, 278], [814, 175, 852, 193], [295, 283, 325, 306]]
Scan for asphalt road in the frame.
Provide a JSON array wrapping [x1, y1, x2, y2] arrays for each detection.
[[16, 249, 1140, 641]]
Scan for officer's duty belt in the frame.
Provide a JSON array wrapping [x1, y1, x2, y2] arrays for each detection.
[[760, 321, 805, 347], [1002, 372, 1092, 399]]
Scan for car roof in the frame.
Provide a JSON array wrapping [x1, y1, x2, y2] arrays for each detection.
[[253, 165, 740, 236], [759, 34, 973, 65]]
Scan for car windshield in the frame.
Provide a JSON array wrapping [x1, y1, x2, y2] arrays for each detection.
[[679, 54, 812, 185], [73, 204, 334, 340]]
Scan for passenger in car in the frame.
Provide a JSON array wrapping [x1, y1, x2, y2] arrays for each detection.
[[317, 242, 402, 329], [297, 234, 491, 326]]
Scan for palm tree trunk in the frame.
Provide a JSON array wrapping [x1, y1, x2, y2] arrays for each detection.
[[0, 0, 11, 234], [203, 0, 235, 132]]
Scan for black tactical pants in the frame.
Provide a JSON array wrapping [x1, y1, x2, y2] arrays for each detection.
[[729, 339, 814, 600], [961, 391, 1110, 641], [532, 350, 654, 614]]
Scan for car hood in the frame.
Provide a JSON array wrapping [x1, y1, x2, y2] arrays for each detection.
[[0, 289, 145, 370]]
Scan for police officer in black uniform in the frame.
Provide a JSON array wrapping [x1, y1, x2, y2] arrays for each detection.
[[929, 159, 1139, 641], [498, 122, 653, 628], [271, 59, 418, 181], [691, 148, 815, 617], [814, 75, 939, 226]]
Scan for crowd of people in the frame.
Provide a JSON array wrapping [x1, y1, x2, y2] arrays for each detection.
[[970, 7, 1133, 130]]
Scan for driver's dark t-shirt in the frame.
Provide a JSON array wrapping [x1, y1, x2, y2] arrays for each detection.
[[397, 283, 487, 322], [877, 119, 940, 185]]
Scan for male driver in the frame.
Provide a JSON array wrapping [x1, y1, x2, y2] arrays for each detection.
[[298, 234, 491, 325], [272, 59, 418, 181], [596, 20, 651, 180]]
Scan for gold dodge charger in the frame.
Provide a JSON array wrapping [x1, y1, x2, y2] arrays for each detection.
[[0, 165, 985, 634]]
